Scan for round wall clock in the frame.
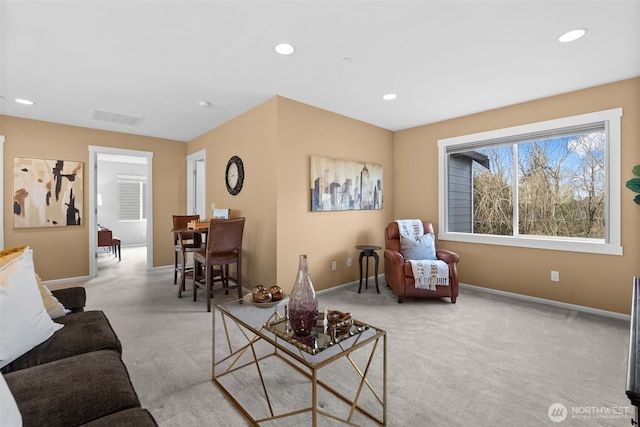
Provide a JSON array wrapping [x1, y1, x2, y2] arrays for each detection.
[[225, 155, 244, 196]]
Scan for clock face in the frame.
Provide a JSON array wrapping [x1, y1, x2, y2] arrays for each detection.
[[227, 163, 238, 187], [225, 156, 244, 195]]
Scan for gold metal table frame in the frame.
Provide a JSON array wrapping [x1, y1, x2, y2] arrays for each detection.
[[213, 300, 387, 426]]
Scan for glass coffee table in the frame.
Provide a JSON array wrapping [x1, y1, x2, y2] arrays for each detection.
[[213, 298, 387, 426]]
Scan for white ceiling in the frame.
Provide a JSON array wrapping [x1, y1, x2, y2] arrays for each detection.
[[1, 0, 639, 142]]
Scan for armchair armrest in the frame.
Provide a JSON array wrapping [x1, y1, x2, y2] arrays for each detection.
[[436, 248, 460, 265], [51, 287, 86, 313], [384, 248, 405, 265]]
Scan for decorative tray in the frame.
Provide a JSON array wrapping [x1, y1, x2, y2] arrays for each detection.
[[263, 316, 369, 355], [242, 293, 288, 309]]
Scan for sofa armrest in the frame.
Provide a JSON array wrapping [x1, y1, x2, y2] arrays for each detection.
[[436, 248, 460, 265], [52, 287, 86, 313]]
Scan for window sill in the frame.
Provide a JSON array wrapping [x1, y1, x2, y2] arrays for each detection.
[[439, 232, 623, 256]]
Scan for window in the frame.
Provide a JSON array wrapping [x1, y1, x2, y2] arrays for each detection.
[[118, 175, 147, 221], [438, 108, 622, 255]]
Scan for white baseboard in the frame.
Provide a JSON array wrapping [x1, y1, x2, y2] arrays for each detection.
[[43, 275, 91, 291], [44, 275, 91, 285], [317, 279, 360, 295], [460, 283, 630, 321]]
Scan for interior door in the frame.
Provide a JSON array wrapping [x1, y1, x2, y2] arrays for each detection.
[[187, 150, 206, 218]]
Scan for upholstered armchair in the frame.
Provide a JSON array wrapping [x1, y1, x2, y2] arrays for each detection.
[[384, 220, 459, 303]]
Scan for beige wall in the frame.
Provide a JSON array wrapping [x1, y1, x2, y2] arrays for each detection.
[[393, 77, 640, 314], [4, 78, 637, 313], [188, 98, 279, 287], [1, 116, 186, 279], [188, 97, 395, 293], [275, 97, 394, 292]]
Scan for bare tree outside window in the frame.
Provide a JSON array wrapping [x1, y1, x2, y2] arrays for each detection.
[[439, 108, 621, 255], [460, 130, 605, 239], [471, 145, 513, 235]]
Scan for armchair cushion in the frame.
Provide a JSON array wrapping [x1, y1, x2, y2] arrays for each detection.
[[400, 233, 436, 260]]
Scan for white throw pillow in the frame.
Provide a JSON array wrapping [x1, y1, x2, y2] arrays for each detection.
[[34, 273, 67, 319], [0, 374, 22, 426], [0, 248, 58, 369], [400, 233, 437, 260]]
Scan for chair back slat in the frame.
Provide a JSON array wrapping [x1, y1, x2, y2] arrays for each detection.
[[206, 218, 245, 255], [173, 215, 201, 245], [97, 228, 113, 247]]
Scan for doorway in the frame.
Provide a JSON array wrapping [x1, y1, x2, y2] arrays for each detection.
[[89, 146, 153, 278], [187, 149, 206, 218]]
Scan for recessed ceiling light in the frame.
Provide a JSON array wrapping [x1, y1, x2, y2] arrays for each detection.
[[274, 43, 295, 55], [198, 100, 212, 107], [14, 98, 35, 105], [382, 93, 397, 101], [558, 28, 587, 43]]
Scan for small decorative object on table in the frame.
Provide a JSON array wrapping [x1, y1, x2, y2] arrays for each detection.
[[251, 285, 272, 303], [263, 308, 369, 355], [288, 254, 318, 337], [326, 309, 353, 340], [187, 220, 210, 230], [269, 285, 284, 301], [245, 285, 286, 309]]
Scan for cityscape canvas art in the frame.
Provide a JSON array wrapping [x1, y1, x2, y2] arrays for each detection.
[[310, 155, 383, 212], [13, 157, 83, 228]]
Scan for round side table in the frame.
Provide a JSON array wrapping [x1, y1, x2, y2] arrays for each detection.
[[356, 245, 382, 294]]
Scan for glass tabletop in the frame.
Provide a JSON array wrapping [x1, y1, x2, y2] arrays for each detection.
[[215, 298, 381, 359]]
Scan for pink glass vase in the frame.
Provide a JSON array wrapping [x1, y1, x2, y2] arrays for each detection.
[[288, 255, 318, 337]]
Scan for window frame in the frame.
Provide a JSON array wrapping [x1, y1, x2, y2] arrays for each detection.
[[437, 108, 623, 255]]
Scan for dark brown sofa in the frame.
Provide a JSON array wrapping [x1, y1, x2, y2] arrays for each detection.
[[1, 287, 157, 427]]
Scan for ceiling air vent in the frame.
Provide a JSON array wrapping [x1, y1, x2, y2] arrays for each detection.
[[91, 110, 143, 126]]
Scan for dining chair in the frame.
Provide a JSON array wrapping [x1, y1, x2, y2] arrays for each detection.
[[193, 217, 245, 312], [172, 215, 204, 297], [97, 227, 113, 252]]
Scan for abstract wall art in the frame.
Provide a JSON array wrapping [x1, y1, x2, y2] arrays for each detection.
[[13, 157, 83, 228], [310, 155, 383, 212]]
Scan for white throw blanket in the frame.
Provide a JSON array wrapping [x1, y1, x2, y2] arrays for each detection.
[[396, 219, 424, 241], [396, 219, 449, 291]]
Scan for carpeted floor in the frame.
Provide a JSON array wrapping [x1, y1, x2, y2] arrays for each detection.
[[81, 246, 633, 426]]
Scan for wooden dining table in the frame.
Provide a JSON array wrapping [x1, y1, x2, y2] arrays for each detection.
[[171, 226, 209, 242], [172, 226, 208, 234]]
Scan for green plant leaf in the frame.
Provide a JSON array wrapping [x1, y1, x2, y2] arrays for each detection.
[[633, 165, 640, 177], [635, 194, 640, 205], [626, 178, 640, 193]]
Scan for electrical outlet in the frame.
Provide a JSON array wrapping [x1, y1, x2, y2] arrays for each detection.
[[347, 257, 352, 267], [331, 261, 337, 271], [551, 271, 560, 282]]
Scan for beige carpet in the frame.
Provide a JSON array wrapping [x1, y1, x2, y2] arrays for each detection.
[[83, 246, 632, 426]]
